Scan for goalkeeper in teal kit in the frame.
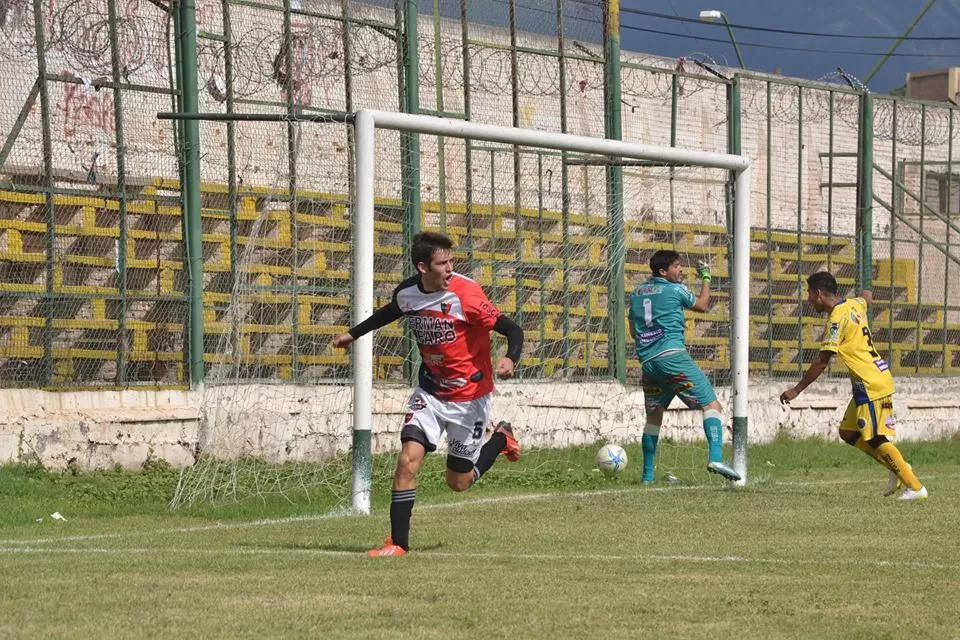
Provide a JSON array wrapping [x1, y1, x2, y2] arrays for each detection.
[[628, 249, 740, 483]]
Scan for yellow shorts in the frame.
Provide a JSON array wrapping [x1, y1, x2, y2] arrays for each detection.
[[840, 395, 896, 440]]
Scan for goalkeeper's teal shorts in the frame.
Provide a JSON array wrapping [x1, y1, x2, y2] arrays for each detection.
[[640, 350, 717, 412]]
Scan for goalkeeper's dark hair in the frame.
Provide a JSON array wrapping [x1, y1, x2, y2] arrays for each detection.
[[807, 271, 838, 295], [650, 249, 681, 277], [411, 231, 454, 270]]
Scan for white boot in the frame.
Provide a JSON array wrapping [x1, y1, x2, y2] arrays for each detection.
[[897, 486, 928, 501]]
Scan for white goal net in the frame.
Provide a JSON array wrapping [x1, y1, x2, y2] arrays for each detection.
[[169, 109, 751, 511]]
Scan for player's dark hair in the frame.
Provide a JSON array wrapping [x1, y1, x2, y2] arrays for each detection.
[[807, 271, 838, 295], [650, 249, 681, 277], [411, 231, 454, 270]]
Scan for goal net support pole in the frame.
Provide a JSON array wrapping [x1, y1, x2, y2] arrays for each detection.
[[351, 109, 752, 513]]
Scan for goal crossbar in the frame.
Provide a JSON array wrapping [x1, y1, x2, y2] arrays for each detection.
[[351, 109, 753, 513]]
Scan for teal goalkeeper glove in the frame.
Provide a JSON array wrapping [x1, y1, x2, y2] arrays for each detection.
[[696, 260, 711, 283]]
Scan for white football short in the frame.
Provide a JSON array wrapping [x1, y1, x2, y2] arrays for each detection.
[[402, 386, 492, 465]]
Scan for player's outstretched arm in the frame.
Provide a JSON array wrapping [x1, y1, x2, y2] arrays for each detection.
[[331, 300, 403, 349], [493, 314, 524, 378], [780, 350, 832, 404]]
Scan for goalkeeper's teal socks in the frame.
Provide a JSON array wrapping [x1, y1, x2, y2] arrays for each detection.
[[703, 409, 724, 463], [641, 426, 660, 483]]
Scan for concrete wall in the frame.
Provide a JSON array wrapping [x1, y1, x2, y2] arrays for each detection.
[[2, 379, 957, 470], [0, 387, 202, 470]]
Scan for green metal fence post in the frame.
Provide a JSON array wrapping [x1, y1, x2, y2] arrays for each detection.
[[460, 0, 474, 265], [915, 104, 926, 372], [170, 2, 190, 385], [460, 0, 475, 267], [509, 0, 523, 373], [432, 0, 447, 231], [282, 0, 301, 379], [796, 86, 804, 370], [827, 91, 835, 276], [557, 0, 572, 372], [537, 152, 547, 377], [402, 0, 421, 244], [857, 92, 874, 302], [670, 73, 678, 236], [221, 0, 240, 381], [402, 0, 421, 382], [107, 0, 130, 384], [177, 0, 206, 386], [765, 80, 773, 375], [603, 0, 625, 383], [30, 0, 56, 386], [888, 103, 898, 363], [944, 111, 954, 373]]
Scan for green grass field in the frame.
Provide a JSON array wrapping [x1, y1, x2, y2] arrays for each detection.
[[1, 437, 957, 639]]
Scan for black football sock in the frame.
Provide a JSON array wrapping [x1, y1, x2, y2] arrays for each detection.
[[390, 489, 416, 550], [472, 432, 507, 481]]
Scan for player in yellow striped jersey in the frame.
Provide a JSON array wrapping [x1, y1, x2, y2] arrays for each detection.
[[779, 272, 928, 500]]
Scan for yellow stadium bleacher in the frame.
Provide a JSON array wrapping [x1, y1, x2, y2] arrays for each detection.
[[2, 174, 959, 384]]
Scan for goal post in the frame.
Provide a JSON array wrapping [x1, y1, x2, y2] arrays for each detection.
[[350, 109, 752, 512], [352, 109, 376, 514]]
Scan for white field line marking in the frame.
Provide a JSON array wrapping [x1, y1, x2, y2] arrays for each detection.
[[777, 473, 949, 487], [0, 545, 954, 571], [1, 473, 951, 547], [0, 487, 672, 546]]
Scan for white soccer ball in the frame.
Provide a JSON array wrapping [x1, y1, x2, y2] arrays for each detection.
[[596, 444, 628, 476]]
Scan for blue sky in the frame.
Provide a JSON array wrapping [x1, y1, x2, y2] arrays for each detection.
[[451, 0, 960, 94], [615, 0, 960, 93]]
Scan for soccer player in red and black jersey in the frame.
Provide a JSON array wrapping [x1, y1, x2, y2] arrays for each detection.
[[333, 231, 524, 556]]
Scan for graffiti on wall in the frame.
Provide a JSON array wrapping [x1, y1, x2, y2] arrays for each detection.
[[59, 71, 115, 138]]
